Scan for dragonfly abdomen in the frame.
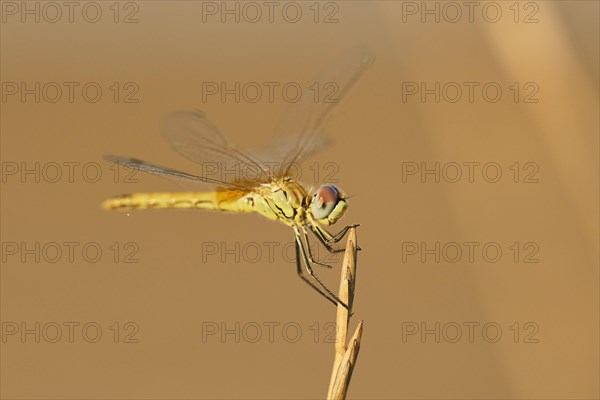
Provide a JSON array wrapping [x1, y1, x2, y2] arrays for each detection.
[[102, 191, 250, 212]]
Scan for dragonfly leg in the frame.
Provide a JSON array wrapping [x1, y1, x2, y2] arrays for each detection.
[[310, 224, 361, 253], [301, 227, 333, 269], [294, 240, 337, 307], [294, 229, 348, 310], [329, 224, 360, 243]]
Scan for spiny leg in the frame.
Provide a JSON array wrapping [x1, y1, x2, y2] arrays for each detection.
[[295, 237, 348, 309], [301, 226, 333, 269], [294, 239, 337, 307], [310, 223, 361, 253], [328, 224, 360, 243], [294, 229, 348, 309]]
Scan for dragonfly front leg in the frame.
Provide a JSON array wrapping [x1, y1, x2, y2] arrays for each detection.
[[294, 228, 348, 309], [310, 223, 360, 253]]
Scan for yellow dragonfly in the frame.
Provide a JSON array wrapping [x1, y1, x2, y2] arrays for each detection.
[[102, 48, 374, 309]]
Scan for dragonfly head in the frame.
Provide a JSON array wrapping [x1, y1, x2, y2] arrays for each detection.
[[310, 184, 347, 226]]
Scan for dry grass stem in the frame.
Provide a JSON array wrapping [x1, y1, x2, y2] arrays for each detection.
[[326, 227, 362, 400]]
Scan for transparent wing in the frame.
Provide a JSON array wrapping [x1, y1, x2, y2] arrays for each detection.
[[160, 109, 274, 185], [106, 49, 372, 187], [272, 47, 375, 177], [246, 133, 331, 179], [103, 155, 253, 191]]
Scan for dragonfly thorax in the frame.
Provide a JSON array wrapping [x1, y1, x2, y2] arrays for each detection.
[[243, 179, 309, 226], [243, 180, 347, 228]]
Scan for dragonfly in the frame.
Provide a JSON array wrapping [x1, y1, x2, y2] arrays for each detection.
[[102, 48, 374, 309]]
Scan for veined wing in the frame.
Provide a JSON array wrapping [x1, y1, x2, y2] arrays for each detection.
[[160, 109, 274, 185], [103, 155, 253, 191], [247, 133, 331, 179], [106, 49, 372, 188], [271, 47, 375, 178]]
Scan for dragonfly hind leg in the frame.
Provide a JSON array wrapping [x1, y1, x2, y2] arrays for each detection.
[[294, 228, 348, 309], [301, 227, 333, 269]]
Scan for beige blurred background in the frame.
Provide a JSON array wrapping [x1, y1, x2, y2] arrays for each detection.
[[1, 1, 598, 399]]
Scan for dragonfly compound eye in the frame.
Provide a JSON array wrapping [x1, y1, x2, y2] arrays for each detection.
[[311, 185, 340, 220]]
